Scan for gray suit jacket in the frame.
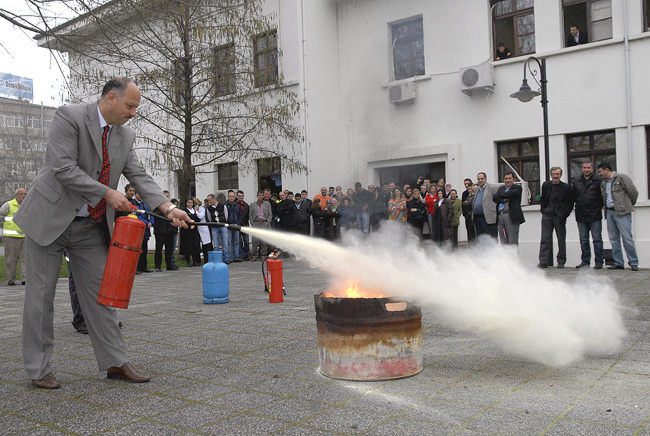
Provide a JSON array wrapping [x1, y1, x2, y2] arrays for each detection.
[[472, 182, 500, 225], [14, 102, 167, 246]]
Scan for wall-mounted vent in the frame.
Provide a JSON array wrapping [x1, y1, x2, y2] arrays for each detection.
[[459, 63, 494, 96], [389, 82, 417, 105]]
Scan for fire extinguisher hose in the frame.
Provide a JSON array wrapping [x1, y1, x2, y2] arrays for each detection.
[[133, 209, 241, 230]]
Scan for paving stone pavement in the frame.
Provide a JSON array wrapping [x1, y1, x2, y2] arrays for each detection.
[[0, 257, 649, 435]]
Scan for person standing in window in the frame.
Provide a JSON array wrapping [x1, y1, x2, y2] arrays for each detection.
[[566, 25, 588, 47], [495, 42, 512, 60]]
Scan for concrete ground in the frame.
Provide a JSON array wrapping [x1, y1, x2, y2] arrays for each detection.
[[0, 258, 648, 436]]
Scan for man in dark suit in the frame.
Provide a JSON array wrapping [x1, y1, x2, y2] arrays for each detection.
[[538, 167, 575, 268], [566, 25, 588, 47], [493, 172, 525, 245], [14, 77, 191, 389]]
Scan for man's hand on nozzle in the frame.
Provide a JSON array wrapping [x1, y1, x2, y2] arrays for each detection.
[[105, 189, 132, 211], [168, 207, 192, 229]]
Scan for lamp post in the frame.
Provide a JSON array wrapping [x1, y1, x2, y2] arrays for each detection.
[[510, 56, 549, 182]]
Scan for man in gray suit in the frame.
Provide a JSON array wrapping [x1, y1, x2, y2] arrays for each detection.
[[471, 172, 499, 239], [14, 78, 190, 389]]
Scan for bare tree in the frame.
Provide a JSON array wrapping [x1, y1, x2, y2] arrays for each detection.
[[6, 0, 305, 201], [0, 100, 51, 200]]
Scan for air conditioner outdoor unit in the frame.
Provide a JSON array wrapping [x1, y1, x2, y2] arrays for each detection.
[[388, 81, 417, 105], [459, 63, 494, 96]]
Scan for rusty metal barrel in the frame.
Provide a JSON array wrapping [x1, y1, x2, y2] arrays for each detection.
[[314, 293, 422, 381]]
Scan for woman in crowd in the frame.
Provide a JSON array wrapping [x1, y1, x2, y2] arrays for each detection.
[[424, 184, 438, 240], [369, 188, 385, 231], [420, 183, 428, 198], [445, 183, 453, 198], [432, 188, 454, 245], [388, 188, 407, 222], [311, 198, 326, 238], [195, 199, 213, 263], [324, 196, 341, 240], [179, 198, 201, 266], [404, 187, 413, 200], [406, 188, 427, 236], [338, 197, 356, 230], [449, 189, 463, 248]]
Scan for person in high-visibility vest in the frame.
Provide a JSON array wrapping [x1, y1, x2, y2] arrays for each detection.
[[0, 188, 27, 285]]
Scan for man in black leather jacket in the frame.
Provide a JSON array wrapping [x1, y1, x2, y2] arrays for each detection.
[[572, 162, 603, 269], [538, 167, 575, 268]]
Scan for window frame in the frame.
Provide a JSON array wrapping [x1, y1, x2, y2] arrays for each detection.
[[566, 129, 616, 182], [252, 29, 278, 88], [491, 0, 536, 59], [217, 162, 239, 190], [214, 42, 236, 97], [562, 0, 612, 46], [390, 15, 425, 81], [497, 138, 541, 204]]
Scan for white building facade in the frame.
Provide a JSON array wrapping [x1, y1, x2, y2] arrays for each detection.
[[49, 0, 650, 266]]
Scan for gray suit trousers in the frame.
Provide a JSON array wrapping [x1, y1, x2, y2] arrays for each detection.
[[22, 217, 128, 379], [497, 213, 520, 245], [3, 236, 26, 282]]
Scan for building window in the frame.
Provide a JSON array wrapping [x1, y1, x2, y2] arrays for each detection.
[[391, 16, 425, 80], [492, 0, 535, 59], [173, 58, 190, 106], [566, 130, 616, 182], [497, 138, 540, 203], [257, 157, 281, 194], [217, 162, 238, 190], [214, 42, 236, 97], [646, 0, 650, 31], [563, 0, 612, 46], [253, 29, 278, 88]]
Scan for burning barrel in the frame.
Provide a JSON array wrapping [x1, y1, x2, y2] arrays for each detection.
[[314, 291, 422, 381]]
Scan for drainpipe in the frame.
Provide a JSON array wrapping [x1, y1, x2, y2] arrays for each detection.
[[623, 0, 632, 177], [300, 0, 310, 193]]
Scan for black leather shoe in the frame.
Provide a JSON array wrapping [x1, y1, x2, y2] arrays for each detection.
[[143, 269, 153, 273], [118, 321, 123, 328], [594, 264, 604, 270], [135, 271, 143, 275], [107, 362, 150, 383], [166, 266, 179, 271], [607, 264, 624, 270], [21, 281, 25, 285], [7, 281, 16, 286], [155, 268, 162, 272], [575, 263, 589, 269], [32, 372, 60, 389], [556, 264, 565, 269], [631, 265, 639, 271], [75, 323, 89, 334], [537, 263, 548, 269]]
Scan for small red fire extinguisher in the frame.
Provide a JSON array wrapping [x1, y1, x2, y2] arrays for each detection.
[[262, 250, 285, 303], [97, 206, 146, 309]]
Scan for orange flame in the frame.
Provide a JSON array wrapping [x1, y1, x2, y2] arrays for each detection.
[[322, 281, 387, 298]]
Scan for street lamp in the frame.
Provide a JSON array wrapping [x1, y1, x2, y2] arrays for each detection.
[[510, 56, 550, 182]]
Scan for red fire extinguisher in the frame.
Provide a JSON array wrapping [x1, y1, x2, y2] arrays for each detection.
[[262, 250, 285, 303], [97, 207, 146, 309]]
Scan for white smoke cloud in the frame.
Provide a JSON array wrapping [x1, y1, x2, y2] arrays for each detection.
[[244, 222, 626, 367]]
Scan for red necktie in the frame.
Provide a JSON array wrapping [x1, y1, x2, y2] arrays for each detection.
[[88, 125, 111, 223]]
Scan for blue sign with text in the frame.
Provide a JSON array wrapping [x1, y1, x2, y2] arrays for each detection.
[[0, 73, 34, 101]]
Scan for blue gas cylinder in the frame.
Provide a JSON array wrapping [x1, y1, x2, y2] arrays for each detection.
[[202, 251, 229, 304]]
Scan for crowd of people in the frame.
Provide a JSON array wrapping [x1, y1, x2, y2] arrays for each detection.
[[138, 164, 640, 274]]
